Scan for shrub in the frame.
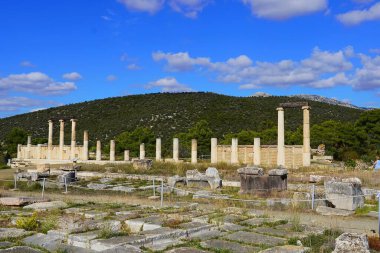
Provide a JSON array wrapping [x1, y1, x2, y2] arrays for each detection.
[[16, 212, 38, 231]]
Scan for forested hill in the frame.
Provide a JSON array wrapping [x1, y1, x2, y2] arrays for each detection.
[[0, 92, 364, 144]]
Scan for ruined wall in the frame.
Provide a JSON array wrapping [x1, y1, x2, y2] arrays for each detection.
[[19, 145, 85, 160], [216, 145, 303, 168]]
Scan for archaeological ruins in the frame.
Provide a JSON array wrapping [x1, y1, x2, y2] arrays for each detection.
[[16, 104, 311, 168]]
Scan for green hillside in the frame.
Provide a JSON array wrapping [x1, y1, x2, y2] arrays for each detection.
[[0, 92, 363, 146]]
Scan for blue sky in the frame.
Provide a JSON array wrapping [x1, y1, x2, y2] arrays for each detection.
[[1, 0, 380, 118]]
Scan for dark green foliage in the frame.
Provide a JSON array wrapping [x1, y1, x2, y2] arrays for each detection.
[[0, 92, 377, 161], [175, 120, 214, 158], [115, 127, 155, 157], [3, 127, 28, 155], [0, 92, 363, 146]]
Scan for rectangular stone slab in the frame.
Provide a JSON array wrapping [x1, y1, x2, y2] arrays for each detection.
[[224, 231, 286, 247]]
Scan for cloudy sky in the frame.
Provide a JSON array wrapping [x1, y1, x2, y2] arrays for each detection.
[[1, 0, 380, 117]]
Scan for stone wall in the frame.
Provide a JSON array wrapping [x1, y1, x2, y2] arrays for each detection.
[[19, 145, 86, 161], [216, 145, 303, 168]]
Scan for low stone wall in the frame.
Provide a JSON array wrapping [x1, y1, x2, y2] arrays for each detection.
[[216, 145, 303, 168]]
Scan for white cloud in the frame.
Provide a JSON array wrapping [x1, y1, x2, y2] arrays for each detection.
[[352, 54, 380, 90], [107, 75, 118, 81], [153, 47, 363, 90], [146, 77, 193, 92], [168, 0, 211, 18], [20, 61, 35, 68], [309, 73, 350, 88], [301, 47, 353, 73], [127, 63, 141, 70], [62, 72, 82, 81], [241, 0, 327, 20], [0, 72, 77, 95], [117, 0, 164, 14], [152, 51, 210, 71], [337, 2, 380, 25], [0, 97, 44, 112]]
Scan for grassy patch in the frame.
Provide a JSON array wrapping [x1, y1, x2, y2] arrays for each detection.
[[301, 229, 342, 253], [355, 205, 377, 215]]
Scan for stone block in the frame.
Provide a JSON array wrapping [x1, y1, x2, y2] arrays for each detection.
[[87, 183, 108, 190], [0, 246, 44, 253], [23, 201, 68, 211], [0, 197, 44, 206], [0, 228, 29, 239], [132, 159, 153, 170], [316, 206, 354, 216], [259, 245, 311, 253], [201, 239, 260, 253], [324, 180, 364, 211], [186, 169, 222, 190], [332, 233, 370, 253], [237, 166, 264, 175], [68, 231, 99, 249], [166, 247, 210, 253], [268, 169, 288, 176], [224, 231, 286, 246], [23, 233, 64, 251]]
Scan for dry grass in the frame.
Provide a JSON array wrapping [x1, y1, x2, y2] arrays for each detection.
[[368, 235, 380, 251]]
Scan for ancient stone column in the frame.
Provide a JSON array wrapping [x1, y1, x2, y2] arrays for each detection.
[[302, 106, 311, 166], [173, 138, 179, 162], [82, 131, 89, 161], [48, 120, 53, 160], [96, 140, 101, 161], [59, 119, 64, 160], [70, 119, 77, 160], [110, 140, 115, 161], [26, 136, 32, 159], [211, 138, 218, 164], [277, 107, 285, 167], [156, 138, 162, 161], [191, 139, 197, 164], [17, 144, 22, 159], [140, 143, 145, 160], [254, 138, 261, 166], [124, 150, 130, 161], [231, 138, 238, 164], [36, 144, 42, 159]]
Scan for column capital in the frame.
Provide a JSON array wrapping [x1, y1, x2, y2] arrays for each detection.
[[70, 118, 77, 122], [276, 107, 284, 111], [48, 119, 53, 123], [59, 119, 64, 123], [302, 106, 311, 110]]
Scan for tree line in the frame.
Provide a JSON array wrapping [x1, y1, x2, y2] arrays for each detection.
[[1, 109, 379, 166]]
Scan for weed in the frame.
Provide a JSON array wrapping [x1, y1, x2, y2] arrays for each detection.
[[16, 212, 38, 231], [290, 213, 304, 232]]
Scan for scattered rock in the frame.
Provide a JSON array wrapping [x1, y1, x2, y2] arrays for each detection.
[[0, 197, 44, 206], [111, 186, 135, 192], [332, 233, 370, 253], [87, 183, 107, 190], [0, 246, 44, 253], [23, 201, 68, 211], [0, 228, 30, 239]]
